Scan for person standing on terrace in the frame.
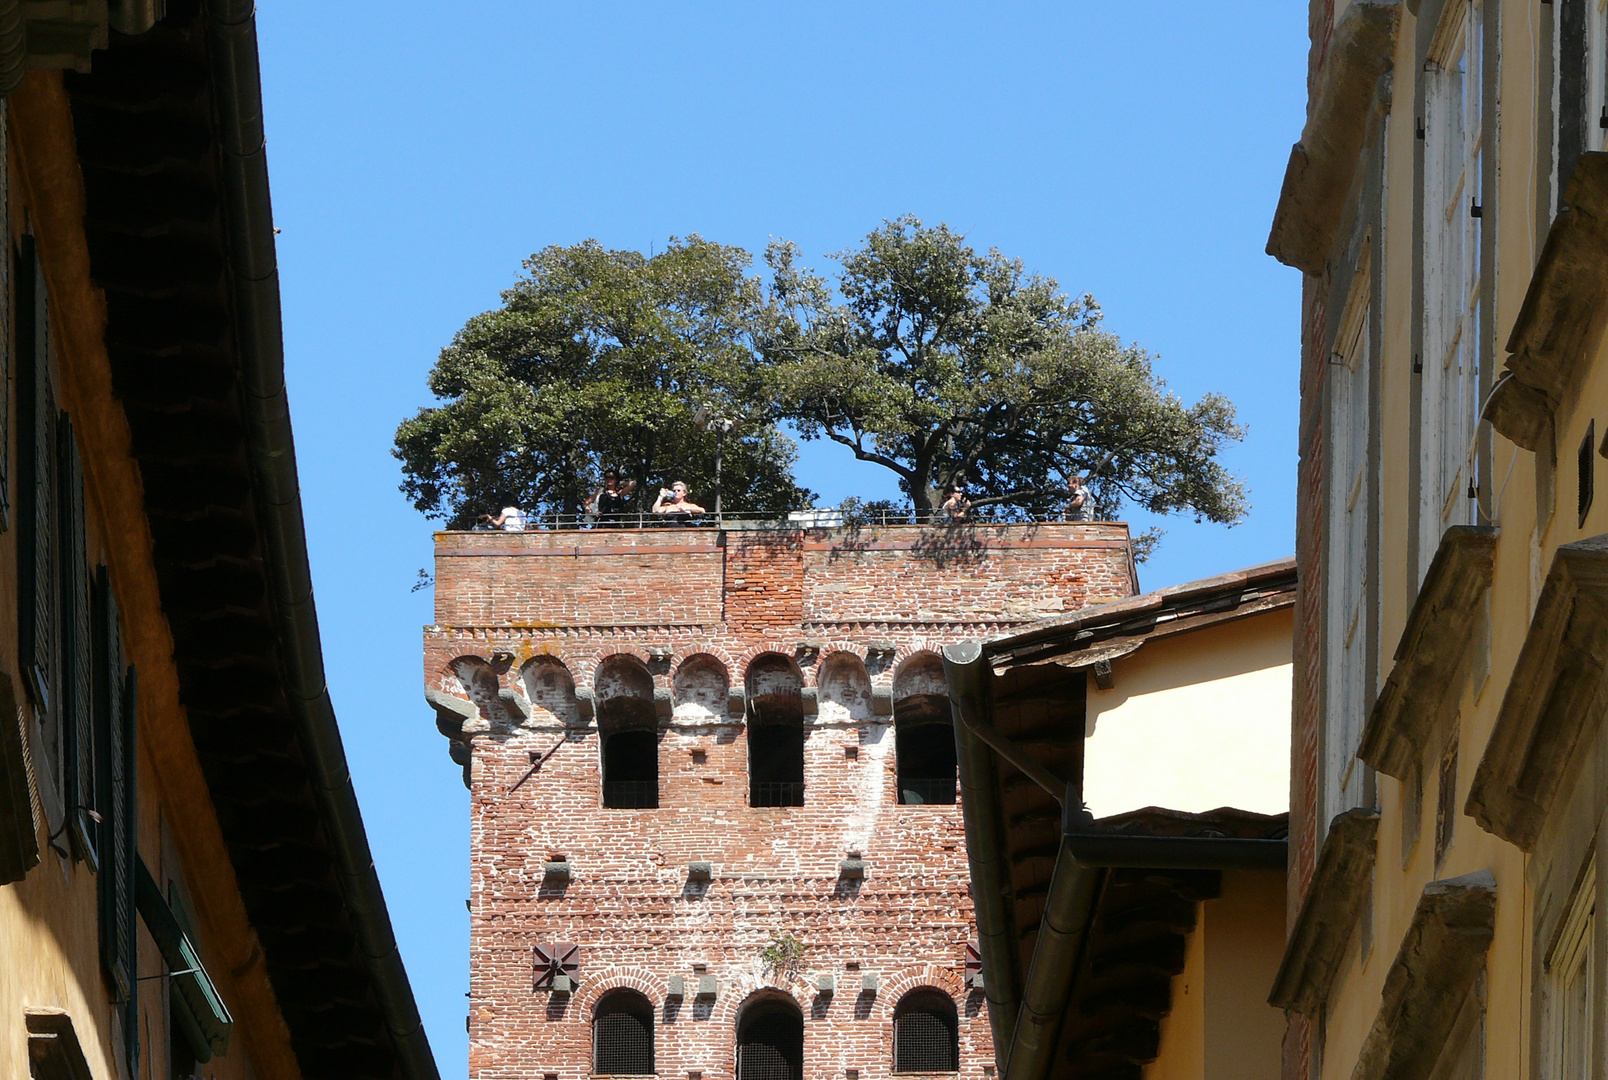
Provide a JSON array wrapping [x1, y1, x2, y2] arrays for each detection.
[[1065, 476, 1094, 522], [653, 481, 705, 518], [586, 469, 638, 527]]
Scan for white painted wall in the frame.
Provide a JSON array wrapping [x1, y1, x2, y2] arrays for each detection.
[[1082, 607, 1292, 819]]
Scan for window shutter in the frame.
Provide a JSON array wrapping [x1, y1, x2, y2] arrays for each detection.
[[16, 236, 54, 721], [94, 567, 132, 1001], [118, 665, 138, 1076], [59, 416, 93, 865], [0, 99, 11, 531]]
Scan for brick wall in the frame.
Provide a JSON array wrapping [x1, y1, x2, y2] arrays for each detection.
[[431, 522, 1136, 1080]]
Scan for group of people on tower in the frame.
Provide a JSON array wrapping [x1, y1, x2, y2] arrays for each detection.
[[479, 470, 1096, 531], [939, 474, 1095, 523], [477, 469, 704, 531]]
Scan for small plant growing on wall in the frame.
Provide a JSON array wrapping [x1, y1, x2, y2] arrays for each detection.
[[759, 934, 808, 982]]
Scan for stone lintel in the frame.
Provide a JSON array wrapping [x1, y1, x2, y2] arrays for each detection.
[[1468, 534, 1608, 849], [1481, 372, 1554, 453], [1266, 0, 1401, 274], [1268, 808, 1380, 1013], [1351, 871, 1496, 1080], [1360, 526, 1498, 779], [1501, 153, 1608, 426]]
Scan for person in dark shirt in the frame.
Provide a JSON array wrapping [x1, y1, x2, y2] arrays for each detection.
[[586, 469, 638, 526]]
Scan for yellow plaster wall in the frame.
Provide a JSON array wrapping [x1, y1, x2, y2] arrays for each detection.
[[1147, 871, 1287, 1080], [1083, 607, 1292, 819]]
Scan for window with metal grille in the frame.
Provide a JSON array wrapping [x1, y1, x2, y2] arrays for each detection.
[[601, 728, 658, 809], [747, 653, 805, 807], [593, 990, 654, 1075], [893, 990, 958, 1073], [894, 710, 956, 806], [737, 1000, 803, 1080]]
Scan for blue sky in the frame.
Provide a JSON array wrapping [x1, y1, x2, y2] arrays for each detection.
[[254, 4, 1307, 1074]]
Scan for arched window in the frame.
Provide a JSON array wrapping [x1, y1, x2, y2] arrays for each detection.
[[593, 990, 654, 1075], [596, 656, 658, 809], [893, 654, 956, 805], [746, 654, 804, 807], [737, 996, 803, 1080], [893, 989, 958, 1073]]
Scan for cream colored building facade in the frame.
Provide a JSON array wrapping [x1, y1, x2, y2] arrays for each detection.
[[1268, 1, 1608, 1078]]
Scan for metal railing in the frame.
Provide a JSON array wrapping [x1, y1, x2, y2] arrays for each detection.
[[461, 508, 1091, 533], [602, 780, 658, 809], [898, 778, 958, 806], [750, 781, 806, 807]]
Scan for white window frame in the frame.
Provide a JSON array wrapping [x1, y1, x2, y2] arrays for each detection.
[[1544, 860, 1596, 1080], [1325, 247, 1373, 827], [1589, 0, 1608, 152], [1420, 0, 1483, 578]]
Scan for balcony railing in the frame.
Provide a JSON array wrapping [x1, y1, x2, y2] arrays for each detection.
[[456, 508, 1094, 533], [751, 781, 806, 807], [898, 778, 958, 806], [602, 780, 658, 809]]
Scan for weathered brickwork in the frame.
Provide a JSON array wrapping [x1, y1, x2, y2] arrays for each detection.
[[429, 522, 1136, 1080]]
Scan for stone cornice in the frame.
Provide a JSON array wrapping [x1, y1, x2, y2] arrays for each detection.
[[1490, 153, 1608, 448], [1360, 526, 1498, 779], [1467, 534, 1608, 849], [1352, 871, 1497, 1080], [1266, 0, 1402, 274], [1268, 808, 1380, 1013]]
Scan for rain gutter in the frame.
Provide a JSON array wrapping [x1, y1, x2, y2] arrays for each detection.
[[207, 4, 439, 1077]]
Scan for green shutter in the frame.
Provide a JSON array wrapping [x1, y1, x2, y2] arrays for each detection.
[[59, 416, 92, 866], [119, 665, 138, 1077], [95, 568, 131, 1000], [0, 669, 37, 883], [16, 236, 53, 721], [0, 99, 11, 532], [136, 853, 232, 1062]]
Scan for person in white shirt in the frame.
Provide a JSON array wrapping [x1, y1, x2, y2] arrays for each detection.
[[490, 506, 527, 532]]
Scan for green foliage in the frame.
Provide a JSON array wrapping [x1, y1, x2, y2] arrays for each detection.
[[395, 236, 810, 527], [756, 215, 1249, 522], [759, 933, 808, 982]]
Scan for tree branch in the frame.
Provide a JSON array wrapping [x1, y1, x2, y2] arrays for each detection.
[[823, 428, 913, 479]]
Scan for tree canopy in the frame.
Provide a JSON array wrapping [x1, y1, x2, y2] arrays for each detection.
[[756, 216, 1248, 522], [394, 236, 808, 527]]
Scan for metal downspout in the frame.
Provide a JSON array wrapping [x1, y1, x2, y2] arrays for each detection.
[[1009, 843, 1101, 1080], [206, 4, 439, 1078], [944, 642, 1024, 1071]]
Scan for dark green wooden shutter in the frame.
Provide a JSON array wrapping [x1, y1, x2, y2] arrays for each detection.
[[16, 236, 53, 723], [95, 567, 132, 1000], [119, 665, 138, 1075], [59, 415, 93, 865], [0, 99, 11, 532]]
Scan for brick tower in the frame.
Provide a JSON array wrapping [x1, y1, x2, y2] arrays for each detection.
[[425, 520, 1137, 1080]]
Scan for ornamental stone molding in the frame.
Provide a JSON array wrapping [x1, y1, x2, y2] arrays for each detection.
[[1266, 0, 1402, 274], [1468, 534, 1608, 849], [1268, 808, 1381, 1013], [1360, 526, 1498, 779], [1497, 153, 1608, 443], [1351, 871, 1496, 1080]]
